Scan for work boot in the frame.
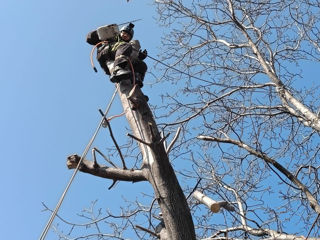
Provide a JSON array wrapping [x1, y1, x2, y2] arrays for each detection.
[[110, 65, 131, 83]]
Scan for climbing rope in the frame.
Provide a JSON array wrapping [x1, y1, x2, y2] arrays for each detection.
[[90, 42, 136, 87], [39, 85, 119, 240], [128, 58, 136, 86], [90, 42, 212, 84], [90, 41, 109, 72]]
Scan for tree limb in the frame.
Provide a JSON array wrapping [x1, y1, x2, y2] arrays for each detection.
[[197, 135, 320, 215], [67, 154, 147, 182], [227, 0, 320, 132]]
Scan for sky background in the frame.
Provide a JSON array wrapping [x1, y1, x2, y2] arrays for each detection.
[[1, 1, 319, 239], [0, 1, 162, 239]]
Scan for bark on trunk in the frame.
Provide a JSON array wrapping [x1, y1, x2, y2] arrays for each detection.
[[117, 79, 196, 240], [67, 79, 196, 240]]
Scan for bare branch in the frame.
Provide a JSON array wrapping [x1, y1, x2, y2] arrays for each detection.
[[66, 154, 146, 182], [165, 83, 276, 126], [198, 135, 320, 215], [166, 127, 181, 154], [92, 147, 118, 168], [227, 1, 320, 131], [99, 109, 127, 169], [127, 133, 151, 146], [135, 225, 159, 238]]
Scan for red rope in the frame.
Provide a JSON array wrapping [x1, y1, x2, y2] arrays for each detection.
[[90, 41, 108, 72]]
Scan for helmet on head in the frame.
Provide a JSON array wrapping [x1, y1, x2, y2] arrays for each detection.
[[120, 23, 134, 40]]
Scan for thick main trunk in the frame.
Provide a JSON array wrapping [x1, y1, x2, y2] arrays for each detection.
[[117, 80, 196, 240]]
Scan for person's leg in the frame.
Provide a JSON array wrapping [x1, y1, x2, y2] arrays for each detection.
[[110, 43, 133, 82], [132, 60, 147, 87]]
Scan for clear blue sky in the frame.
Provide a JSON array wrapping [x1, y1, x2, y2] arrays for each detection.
[[0, 1, 161, 239], [2, 1, 319, 239]]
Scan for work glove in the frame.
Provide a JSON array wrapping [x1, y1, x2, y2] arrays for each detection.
[[138, 49, 148, 60]]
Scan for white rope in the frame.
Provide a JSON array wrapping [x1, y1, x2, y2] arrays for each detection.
[[39, 85, 119, 240]]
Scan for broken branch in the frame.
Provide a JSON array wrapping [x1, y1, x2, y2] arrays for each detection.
[[67, 154, 146, 182], [127, 133, 150, 146], [193, 190, 235, 213]]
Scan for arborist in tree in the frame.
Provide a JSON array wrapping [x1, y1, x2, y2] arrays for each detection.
[[86, 23, 148, 87]]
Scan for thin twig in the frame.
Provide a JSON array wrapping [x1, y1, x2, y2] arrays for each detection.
[[135, 225, 159, 237], [166, 127, 182, 154], [99, 109, 127, 169], [127, 133, 150, 146], [186, 178, 202, 200], [306, 213, 320, 239], [160, 132, 170, 144], [92, 147, 118, 168], [108, 180, 117, 190]]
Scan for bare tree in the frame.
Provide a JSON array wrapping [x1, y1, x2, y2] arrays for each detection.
[[152, 0, 320, 239], [47, 0, 320, 239]]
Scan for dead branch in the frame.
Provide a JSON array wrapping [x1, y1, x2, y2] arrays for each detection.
[[193, 190, 235, 213], [66, 154, 146, 182], [127, 133, 150, 146]]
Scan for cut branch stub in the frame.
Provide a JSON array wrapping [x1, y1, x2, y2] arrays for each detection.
[[193, 190, 235, 213], [193, 190, 221, 213], [66, 154, 147, 182]]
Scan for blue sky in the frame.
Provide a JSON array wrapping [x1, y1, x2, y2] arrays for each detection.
[[0, 1, 161, 239], [2, 1, 320, 239]]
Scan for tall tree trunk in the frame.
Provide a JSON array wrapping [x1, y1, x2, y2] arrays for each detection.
[[117, 79, 196, 240], [67, 78, 196, 240]]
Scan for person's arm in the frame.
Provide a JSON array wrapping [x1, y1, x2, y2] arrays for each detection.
[[138, 49, 148, 60]]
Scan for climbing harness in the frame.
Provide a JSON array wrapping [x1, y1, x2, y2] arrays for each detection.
[[90, 42, 136, 86]]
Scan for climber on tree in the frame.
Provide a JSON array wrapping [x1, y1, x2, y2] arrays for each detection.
[[86, 23, 148, 87]]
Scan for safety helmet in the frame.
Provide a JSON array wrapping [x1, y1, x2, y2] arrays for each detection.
[[120, 23, 134, 40]]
